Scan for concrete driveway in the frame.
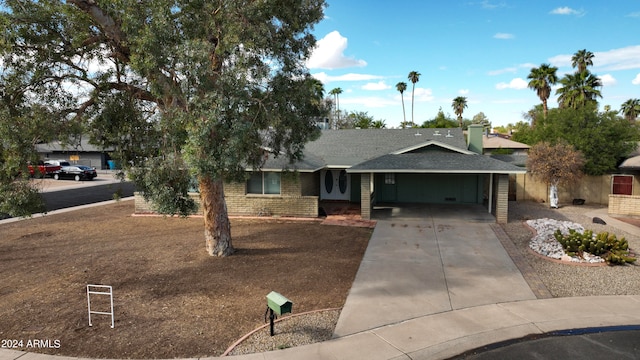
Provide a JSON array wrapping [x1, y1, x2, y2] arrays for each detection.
[[333, 204, 537, 337]]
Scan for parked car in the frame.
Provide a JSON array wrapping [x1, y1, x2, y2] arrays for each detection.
[[52, 165, 98, 181], [45, 160, 71, 167], [28, 161, 61, 177]]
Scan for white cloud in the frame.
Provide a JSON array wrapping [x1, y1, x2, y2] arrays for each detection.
[[550, 7, 585, 16], [311, 72, 383, 83], [341, 96, 397, 108], [493, 33, 514, 40], [626, 12, 640, 18], [361, 81, 391, 91], [632, 73, 640, 85], [306, 31, 367, 70], [488, 67, 517, 76], [459, 89, 470, 95], [495, 78, 527, 90], [599, 74, 616, 86], [488, 63, 537, 76], [412, 87, 434, 102], [549, 45, 640, 71], [480, 1, 506, 9]]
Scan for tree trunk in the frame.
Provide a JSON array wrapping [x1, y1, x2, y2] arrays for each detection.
[[199, 176, 234, 257]]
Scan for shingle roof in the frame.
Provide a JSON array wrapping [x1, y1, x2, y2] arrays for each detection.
[[347, 151, 526, 174], [303, 128, 468, 166], [260, 128, 526, 174], [483, 135, 530, 150], [36, 138, 114, 152]]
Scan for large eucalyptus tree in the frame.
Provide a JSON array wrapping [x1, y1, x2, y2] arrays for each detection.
[[0, 0, 326, 256]]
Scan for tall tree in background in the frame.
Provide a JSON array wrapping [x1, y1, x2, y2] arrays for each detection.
[[329, 87, 343, 128], [451, 96, 468, 128], [396, 82, 407, 128], [0, 0, 326, 257], [408, 71, 421, 127], [571, 49, 595, 73], [556, 71, 602, 109], [527, 63, 558, 122], [620, 99, 640, 123]]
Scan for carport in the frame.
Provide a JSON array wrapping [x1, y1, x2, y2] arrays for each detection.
[[347, 151, 527, 223]]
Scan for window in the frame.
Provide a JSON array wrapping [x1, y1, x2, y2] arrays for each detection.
[[385, 173, 396, 185], [612, 175, 633, 195], [247, 172, 281, 195]]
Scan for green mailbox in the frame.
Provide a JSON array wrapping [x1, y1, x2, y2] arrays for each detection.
[[266, 291, 293, 315]]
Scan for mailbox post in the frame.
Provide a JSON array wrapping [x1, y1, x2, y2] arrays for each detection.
[[266, 291, 293, 336]]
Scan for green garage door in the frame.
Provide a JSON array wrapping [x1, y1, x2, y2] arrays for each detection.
[[377, 173, 481, 204]]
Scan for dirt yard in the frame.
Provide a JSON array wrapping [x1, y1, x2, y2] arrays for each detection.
[[0, 201, 372, 358]]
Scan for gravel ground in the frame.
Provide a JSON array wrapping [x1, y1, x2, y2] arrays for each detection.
[[225, 201, 640, 356], [503, 201, 640, 298]]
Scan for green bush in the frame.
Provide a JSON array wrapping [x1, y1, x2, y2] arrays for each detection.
[[553, 229, 636, 265]]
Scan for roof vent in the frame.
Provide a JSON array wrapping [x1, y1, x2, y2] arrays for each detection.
[[433, 130, 441, 136], [446, 130, 453, 138]]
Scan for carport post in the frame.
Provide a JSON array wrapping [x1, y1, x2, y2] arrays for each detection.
[[488, 174, 493, 213]]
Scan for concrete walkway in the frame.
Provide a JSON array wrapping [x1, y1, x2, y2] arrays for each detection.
[[2, 206, 640, 360]]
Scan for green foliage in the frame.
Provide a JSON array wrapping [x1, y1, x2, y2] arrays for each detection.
[[513, 106, 640, 175], [0, 180, 46, 217], [1, 0, 327, 221], [554, 229, 636, 265], [421, 107, 458, 128], [491, 147, 514, 155], [128, 157, 197, 217]]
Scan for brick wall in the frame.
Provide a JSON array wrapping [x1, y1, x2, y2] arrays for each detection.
[[495, 174, 509, 224], [134, 174, 319, 218], [608, 195, 640, 217], [360, 173, 372, 220]]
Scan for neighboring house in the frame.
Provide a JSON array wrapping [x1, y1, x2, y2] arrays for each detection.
[[609, 142, 640, 217], [613, 142, 640, 197], [136, 124, 526, 223], [36, 138, 115, 170]]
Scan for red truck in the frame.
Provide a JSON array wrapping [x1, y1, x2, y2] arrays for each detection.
[[28, 161, 62, 177]]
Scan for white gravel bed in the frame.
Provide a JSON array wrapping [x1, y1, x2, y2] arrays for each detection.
[[526, 218, 605, 263]]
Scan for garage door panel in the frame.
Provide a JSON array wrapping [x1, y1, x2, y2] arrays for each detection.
[[395, 174, 478, 204]]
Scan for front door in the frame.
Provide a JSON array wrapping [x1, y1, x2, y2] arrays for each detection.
[[321, 169, 350, 200]]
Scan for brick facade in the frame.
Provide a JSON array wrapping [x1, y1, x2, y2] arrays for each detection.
[[608, 195, 640, 217], [360, 173, 372, 220], [495, 174, 509, 224], [134, 174, 319, 218]]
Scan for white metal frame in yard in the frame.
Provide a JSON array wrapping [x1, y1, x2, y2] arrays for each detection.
[[87, 284, 114, 328]]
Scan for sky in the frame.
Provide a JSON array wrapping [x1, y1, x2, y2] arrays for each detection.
[[306, 1, 640, 128]]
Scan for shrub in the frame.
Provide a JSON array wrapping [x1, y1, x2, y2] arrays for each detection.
[[553, 229, 636, 265]]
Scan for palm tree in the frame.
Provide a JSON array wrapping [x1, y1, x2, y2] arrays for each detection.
[[527, 64, 558, 122], [620, 98, 640, 123], [451, 96, 468, 128], [309, 78, 325, 104], [329, 87, 343, 129], [371, 120, 386, 129], [556, 71, 602, 109], [396, 82, 407, 128], [408, 71, 421, 127], [571, 49, 595, 73]]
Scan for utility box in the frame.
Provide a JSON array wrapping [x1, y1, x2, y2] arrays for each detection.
[[266, 291, 292, 316]]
